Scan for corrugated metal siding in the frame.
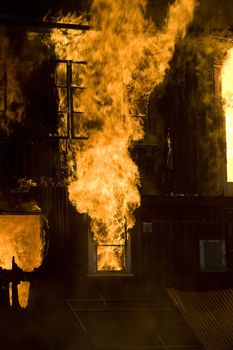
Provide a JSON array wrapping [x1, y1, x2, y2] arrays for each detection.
[[139, 198, 233, 289], [167, 288, 233, 349], [140, 220, 230, 289]]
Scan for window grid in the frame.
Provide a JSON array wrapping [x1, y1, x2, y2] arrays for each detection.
[[52, 59, 88, 140]]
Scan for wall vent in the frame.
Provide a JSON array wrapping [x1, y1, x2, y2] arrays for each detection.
[[199, 240, 226, 272]]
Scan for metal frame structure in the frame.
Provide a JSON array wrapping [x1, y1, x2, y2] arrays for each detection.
[[0, 16, 91, 31], [52, 59, 88, 140]]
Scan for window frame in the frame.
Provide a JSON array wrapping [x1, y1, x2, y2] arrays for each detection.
[[87, 228, 132, 276], [199, 239, 227, 272]]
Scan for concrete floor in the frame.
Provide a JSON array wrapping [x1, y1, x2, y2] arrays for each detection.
[[0, 278, 203, 350]]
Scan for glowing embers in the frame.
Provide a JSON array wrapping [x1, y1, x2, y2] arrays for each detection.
[[0, 214, 44, 308], [222, 48, 233, 182]]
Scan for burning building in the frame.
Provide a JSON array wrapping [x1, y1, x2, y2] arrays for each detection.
[[1, 0, 233, 348]]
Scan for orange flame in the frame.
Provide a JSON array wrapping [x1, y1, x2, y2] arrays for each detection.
[[9, 281, 31, 308], [50, 0, 197, 270], [17, 281, 31, 308], [0, 215, 43, 270], [222, 47, 233, 182], [0, 214, 44, 307]]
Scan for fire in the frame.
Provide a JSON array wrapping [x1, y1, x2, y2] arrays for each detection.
[[221, 47, 233, 182], [0, 215, 43, 270], [97, 245, 125, 271], [0, 214, 44, 307], [17, 281, 31, 308], [50, 0, 197, 271], [9, 281, 30, 308]]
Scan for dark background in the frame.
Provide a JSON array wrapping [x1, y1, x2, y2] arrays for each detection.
[[0, 0, 233, 31]]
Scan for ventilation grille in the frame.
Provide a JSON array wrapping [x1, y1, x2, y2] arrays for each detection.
[[199, 240, 226, 271]]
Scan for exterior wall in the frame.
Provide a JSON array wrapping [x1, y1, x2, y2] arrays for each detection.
[[137, 196, 233, 291], [0, 25, 233, 298]]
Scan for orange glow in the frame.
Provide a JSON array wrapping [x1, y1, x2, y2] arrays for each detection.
[[222, 48, 233, 182], [50, 0, 197, 270], [97, 246, 125, 271], [0, 214, 44, 307], [9, 281, 30, 308], [0, 215, 43, 270], [9, 282, 12, 306], [18, 281, 30, 308]]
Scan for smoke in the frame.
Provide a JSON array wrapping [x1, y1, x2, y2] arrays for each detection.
[[190, 0, 233, 32], [164, 34, 232, 195], [0, 27, 26, 134], [0, 27, 52, 136]]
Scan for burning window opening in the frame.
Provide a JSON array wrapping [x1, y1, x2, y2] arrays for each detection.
[[53, 59, 146, 141], [97, 245, 126, 271], [88, 227, 131, 274], [0, 213, 45, 308], [222, 47, 233, 183]]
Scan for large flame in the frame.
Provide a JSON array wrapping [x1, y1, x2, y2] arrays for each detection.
[[222, 47, 233, 182], [50, 0, 197, 270]]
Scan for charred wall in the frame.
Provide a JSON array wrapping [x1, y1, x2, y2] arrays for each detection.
[[141, 35, 229, 196]]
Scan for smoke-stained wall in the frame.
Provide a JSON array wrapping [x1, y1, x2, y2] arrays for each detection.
[[148, 35, 232, 196]]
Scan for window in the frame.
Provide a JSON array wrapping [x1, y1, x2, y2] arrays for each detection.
[[88, 230, 132, 275], [199, 239, 226, 272], [53, 60, 87, 139]]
